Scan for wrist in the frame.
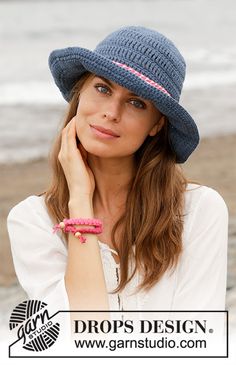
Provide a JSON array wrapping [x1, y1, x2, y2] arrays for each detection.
[[68, 196, 94, 217], [69, 191, 93, 203]]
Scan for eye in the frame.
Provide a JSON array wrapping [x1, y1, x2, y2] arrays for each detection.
[[95, 84, 111, 95], [129, 99, 146, 109]]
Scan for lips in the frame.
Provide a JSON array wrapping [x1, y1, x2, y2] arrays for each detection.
[[90, 124, 120, 137]]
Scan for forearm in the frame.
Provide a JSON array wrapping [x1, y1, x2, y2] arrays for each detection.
[[64, 195, 109, 311]]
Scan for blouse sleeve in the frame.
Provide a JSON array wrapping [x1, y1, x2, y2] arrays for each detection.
[[172, 187, 228, 310], [7, 196, 70, 316]]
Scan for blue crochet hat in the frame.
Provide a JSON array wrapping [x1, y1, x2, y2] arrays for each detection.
[[49, 26, 199, 163]]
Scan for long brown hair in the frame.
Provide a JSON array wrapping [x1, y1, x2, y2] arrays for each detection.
[[44, 72, 188, 293]]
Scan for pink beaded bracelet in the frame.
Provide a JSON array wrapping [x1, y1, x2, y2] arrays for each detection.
[[53, 218, 103, 243]]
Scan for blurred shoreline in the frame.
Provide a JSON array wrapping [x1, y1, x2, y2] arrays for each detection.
[[1, 83, 236, 165]]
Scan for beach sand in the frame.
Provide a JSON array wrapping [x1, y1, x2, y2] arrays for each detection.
[[1, 133, 236, 285]]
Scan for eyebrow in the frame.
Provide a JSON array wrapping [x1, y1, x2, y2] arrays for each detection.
[[94, 75, 140, 98]]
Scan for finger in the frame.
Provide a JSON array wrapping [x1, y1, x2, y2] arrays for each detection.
[[60, 117, 76, 155], [67, 118, 84, 157], [60, 118, 86, 169], [59, 121, 73, 164], [66, 116, 76, 136], [59, 126, 68, 159]]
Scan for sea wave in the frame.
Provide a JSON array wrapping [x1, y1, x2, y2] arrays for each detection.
[[1, 69, 236, 105]]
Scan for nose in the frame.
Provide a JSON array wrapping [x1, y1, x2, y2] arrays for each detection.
[[102, 100, 121, 123]]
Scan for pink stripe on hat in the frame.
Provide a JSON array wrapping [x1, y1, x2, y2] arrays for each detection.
[[113, 61, 171, 97]]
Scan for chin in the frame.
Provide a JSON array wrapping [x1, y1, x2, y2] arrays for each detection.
[[81, 141, 117, 158]]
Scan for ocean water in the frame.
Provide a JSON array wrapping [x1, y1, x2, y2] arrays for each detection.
[[0, 0, 236, 163]]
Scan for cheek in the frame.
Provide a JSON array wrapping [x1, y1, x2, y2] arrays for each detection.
[[77, 91, 100, 115], [127, 120, 151, 142], [74, 112, 88, 142], [74, 112, 83, 134], [119, 126, 149, 154], [74, 98, 94, 136]]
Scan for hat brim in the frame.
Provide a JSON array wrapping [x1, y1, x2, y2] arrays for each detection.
[[49, 47, 199, 163]]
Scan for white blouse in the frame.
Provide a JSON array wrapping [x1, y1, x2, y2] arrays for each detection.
[[7, 184, 228, 317]]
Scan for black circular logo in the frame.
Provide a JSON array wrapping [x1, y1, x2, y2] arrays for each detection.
[[9, 300, 60, 352]]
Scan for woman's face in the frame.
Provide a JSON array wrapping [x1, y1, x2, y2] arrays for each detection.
[[75, 74, 163, 158]]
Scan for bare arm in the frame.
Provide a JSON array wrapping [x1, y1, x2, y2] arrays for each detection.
[[65, 196, 109, 311], [58, 117, 109, 312]]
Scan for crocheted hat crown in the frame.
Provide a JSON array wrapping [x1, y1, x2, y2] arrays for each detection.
[[49, 26, 199, 163], [95, 26, 186, 102]]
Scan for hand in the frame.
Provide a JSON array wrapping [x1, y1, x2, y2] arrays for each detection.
[[58, 117, 95, 198]]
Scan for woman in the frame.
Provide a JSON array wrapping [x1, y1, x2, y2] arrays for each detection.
[[7, 26, 228, 317]]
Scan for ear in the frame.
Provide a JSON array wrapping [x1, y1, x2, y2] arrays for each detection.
[[149, 115, 165, 137]]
